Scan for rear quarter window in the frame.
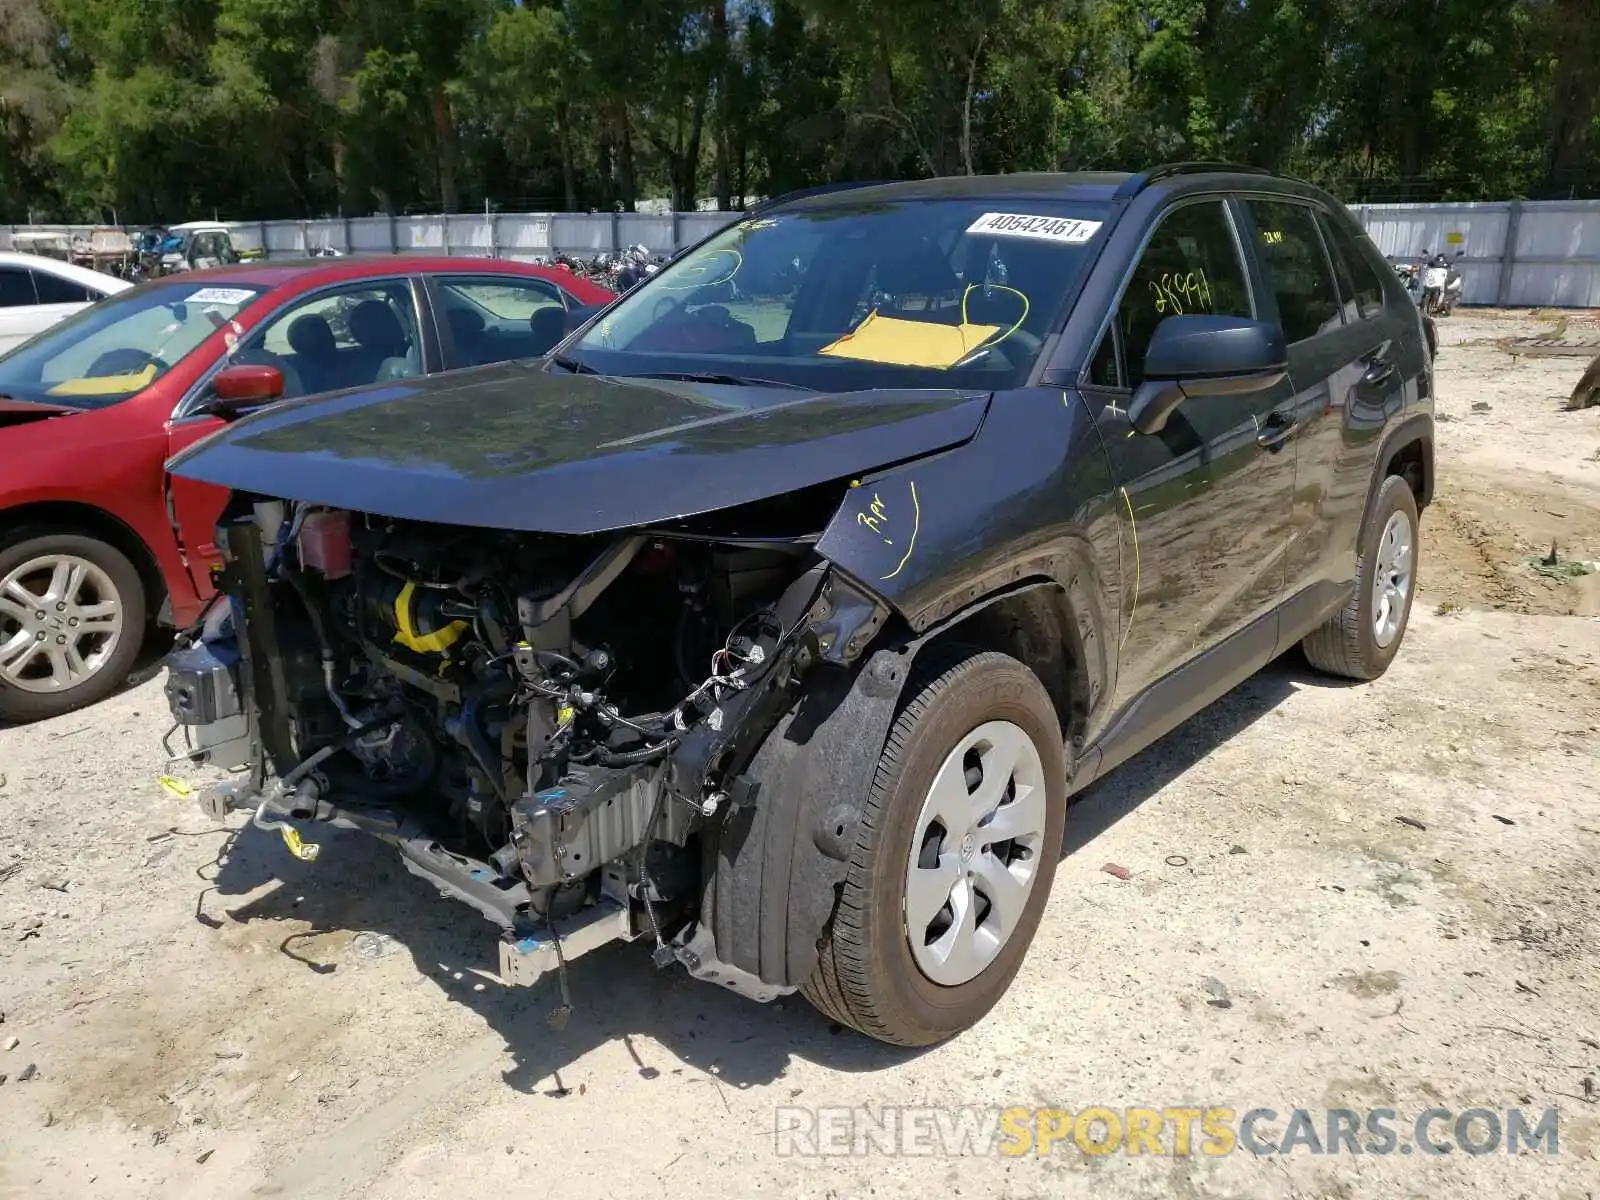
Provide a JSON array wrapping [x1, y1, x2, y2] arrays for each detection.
[[1318, 214, 1386, 321]]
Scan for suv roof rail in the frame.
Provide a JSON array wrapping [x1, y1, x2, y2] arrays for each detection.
[[1113, 162, 1280, 199], [745, 180, 892, 214]]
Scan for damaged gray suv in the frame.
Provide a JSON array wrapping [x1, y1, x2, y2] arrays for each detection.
[[162, 165, 1434, 1045]]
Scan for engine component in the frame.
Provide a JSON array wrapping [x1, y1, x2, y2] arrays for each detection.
[[517, 535, 646, 630], [367, 576, 470, 654], [297, 509, 352, 578], [163, 640, 254, 770], [166, 496, 841, 1019], [499, 762, 684, 888], [164, 639, 241, 724]]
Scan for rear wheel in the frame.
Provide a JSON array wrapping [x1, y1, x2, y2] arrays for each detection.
[[0, 531, 146, 722], [802, 648, 1067, 1046], [1301, 476, 1419, 681]]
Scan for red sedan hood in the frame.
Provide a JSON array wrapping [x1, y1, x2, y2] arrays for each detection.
[[0, 398, 79, 430]]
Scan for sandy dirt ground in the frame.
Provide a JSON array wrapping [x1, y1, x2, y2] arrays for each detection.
[[2, 309, 1598, 1199]]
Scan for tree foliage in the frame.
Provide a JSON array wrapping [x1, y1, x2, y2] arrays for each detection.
[[2, 0, 1596, 221]]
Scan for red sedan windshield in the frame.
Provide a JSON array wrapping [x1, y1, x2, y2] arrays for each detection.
[[0, 281, 266, 409]]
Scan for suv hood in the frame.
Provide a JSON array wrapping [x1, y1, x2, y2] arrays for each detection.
[[167, 361, 990, 534]]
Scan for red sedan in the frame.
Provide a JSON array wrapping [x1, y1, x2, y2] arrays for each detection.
[[0, 255, 614, 721]]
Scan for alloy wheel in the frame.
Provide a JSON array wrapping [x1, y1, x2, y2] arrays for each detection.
[[1371, 509, 1414, 649], [0, 554, 125, 693]]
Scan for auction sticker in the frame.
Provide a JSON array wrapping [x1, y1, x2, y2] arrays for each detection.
[[187, 287, 256, 306], [966, 213, 1102, 243]]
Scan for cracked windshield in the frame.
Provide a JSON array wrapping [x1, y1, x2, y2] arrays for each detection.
[[573, 200, 1109, 390]]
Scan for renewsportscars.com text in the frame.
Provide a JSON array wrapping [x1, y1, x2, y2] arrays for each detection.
[[772, 1105, 1560, 1158]]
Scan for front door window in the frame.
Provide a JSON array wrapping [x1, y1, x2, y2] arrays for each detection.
[[229, 282, 421, 400]]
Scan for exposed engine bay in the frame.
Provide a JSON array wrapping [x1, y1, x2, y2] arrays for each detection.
[[165, 495, 890, 1018]]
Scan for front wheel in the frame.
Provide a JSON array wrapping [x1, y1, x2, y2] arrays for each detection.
[[802, 648, 1068, 1046], [0, 531, 146, 722]]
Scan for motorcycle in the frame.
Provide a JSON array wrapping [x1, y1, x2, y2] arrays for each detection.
[[613, 244, 661, 293], [1394, 260, 1419, 298], [1437, 250, 1465, 317], [1419, 252, 1451, 316]]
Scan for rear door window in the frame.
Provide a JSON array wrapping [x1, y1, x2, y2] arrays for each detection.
[[1245, 200, 1343, 343], [0, 267, 38, 307], [435, 276, 570, 367], [31, 271, 95, 304]]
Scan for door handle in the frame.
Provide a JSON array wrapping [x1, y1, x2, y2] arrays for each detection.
[[1361, 356, 1397, 388], [1256, 409, 1298, 451]]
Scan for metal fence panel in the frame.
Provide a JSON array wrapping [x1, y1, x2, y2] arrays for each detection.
[[444, 214, 492, 254], [263, 222, 306, 256], [1354, 198, 1600, 307], [1360, 202, 1510, 259], [1509, 263, 1600, 308], [305, 219, 345, 252], [1357, 202, 1511, 305], [680, 212, 741, 247], [399, 217, 446, 253], [497, 214, 552, 259], [349, 216, 395, 254], [1515, 202, 1600, 261], [6, 199, 1597, 305], [549, 214, 614, 253], [618, 214, 675, 254]]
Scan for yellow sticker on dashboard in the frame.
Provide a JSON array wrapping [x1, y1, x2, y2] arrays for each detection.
[[818, 312, 1002, 368]]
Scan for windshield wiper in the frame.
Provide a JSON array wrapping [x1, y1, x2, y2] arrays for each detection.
[[549, 352, 599, 375], [635, 371, 812, 391]]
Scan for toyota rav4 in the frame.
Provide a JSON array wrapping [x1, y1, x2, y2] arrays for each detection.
[[160, 164, 1434, 1046]]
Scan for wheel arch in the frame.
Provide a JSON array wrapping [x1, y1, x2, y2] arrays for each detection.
[[696, 574, 1101, 995], [1350, 415, 1434, 548], [0, 500, 167, 624], [1381, 426, 1433, 512], [914, 578, 1099, 751]]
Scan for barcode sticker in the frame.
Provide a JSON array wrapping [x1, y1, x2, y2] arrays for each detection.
[[965, 213, 1102, 244]]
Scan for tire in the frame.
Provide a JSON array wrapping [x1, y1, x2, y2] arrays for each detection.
[[0, 530, 146, 722], [802, 647, 1068, 1046], [1300, 476, 1420, 681]]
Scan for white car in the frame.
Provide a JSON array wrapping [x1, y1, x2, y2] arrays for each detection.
[[0, 252, 132, 356]]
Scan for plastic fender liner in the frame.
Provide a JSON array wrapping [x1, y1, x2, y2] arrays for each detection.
[[698, 574, 1100, 991], [701, 645, 912, 990]]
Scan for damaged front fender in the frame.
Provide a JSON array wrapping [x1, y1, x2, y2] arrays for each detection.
[[697, 642, 913, 994]]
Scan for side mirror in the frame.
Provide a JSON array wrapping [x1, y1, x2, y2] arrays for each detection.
[[1126, 315, 1288, 436], [201, 363, 284, 419]]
